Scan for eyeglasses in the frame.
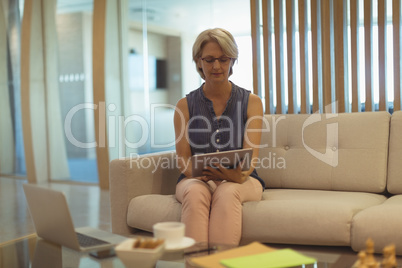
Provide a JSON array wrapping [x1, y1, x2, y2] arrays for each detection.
[[200, 56, 232, 64]]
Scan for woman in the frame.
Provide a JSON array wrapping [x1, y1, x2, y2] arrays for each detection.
[[173, 28, 265, 246]]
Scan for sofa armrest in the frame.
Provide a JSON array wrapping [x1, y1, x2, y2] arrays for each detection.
[[109, 151, 181, 236]]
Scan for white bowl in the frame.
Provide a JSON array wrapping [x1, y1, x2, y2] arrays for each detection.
[[115, 238, 165, 268]]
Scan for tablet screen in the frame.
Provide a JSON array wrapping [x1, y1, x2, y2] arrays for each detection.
[[191, 148, 253, 177]]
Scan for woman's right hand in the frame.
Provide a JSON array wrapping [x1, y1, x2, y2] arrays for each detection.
[[197, 176, 210, 182]]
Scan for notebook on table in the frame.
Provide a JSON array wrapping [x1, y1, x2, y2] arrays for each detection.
[[191, 148, 253, 177], [23, 183, 127, 252]]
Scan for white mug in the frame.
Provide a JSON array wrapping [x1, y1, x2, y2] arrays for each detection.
[[153, 222, 185, 247]]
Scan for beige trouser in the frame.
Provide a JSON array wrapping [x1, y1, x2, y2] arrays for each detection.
[[175, 177, 263, 246]]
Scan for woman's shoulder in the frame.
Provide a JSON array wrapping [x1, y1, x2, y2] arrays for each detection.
[[248, 92, 262, 103], [247, 93, 263, 117], [174, 97, 190, 122], [231, 82, 252, 98], [175, 97, 188, 110]]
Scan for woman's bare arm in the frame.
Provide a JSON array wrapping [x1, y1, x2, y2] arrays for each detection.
[[174, 97, 193, 177]]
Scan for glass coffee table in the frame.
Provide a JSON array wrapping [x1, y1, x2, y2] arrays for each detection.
[[0, 234, 363, 267]]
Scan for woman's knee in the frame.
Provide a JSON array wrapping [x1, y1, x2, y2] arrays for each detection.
[[177, 179, 212, 204], [212, 183, 240, 202], [213, 178, 262, 203]]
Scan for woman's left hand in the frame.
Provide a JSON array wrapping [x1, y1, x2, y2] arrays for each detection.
[[202, 162, 247, 184]]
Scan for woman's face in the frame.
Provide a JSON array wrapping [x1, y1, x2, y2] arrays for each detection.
[[198, 41, 232, 83]]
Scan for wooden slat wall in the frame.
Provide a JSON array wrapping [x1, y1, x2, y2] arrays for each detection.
[[394, 0, 401, 111], [274, 0, 283, 114], [262, 0, 272, 113], [299, 0, 308, 113], [364, 0, 373, 111], [250, 0, 260, 96], [334, 0, 345, 113], [251, 0, 402, 114], [350, 0, 359, 112], [321, 0, 331, 111], [286, 0, 295, 113], [311, 0, 319, 113], [378, 0, 386, 111]]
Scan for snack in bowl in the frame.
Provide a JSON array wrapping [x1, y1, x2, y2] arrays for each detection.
[[115, 238, 165, 268]]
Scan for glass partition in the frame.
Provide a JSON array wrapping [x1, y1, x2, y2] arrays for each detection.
[[125, 0, 253, 157], [0, 0, 25, 177], [56, 0, 98, 183], [1, 0, 253, 182]]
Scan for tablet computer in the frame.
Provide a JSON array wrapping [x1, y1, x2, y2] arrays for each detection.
[[191, 148, 253, 177]]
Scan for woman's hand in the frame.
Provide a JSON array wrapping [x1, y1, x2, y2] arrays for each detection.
[[195, 176, 210, 182], [201, 162, 247, 184]]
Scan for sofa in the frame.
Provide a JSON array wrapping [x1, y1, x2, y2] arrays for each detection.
[[109, 110, 402, 254]]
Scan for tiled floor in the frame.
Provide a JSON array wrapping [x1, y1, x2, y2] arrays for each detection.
[[0, 176, 111, 245]]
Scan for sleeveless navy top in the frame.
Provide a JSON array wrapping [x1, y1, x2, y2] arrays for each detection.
[[177, 82, 265, 190]]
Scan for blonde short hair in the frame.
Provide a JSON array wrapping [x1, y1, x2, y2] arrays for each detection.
[[192, 28, 238, 79]]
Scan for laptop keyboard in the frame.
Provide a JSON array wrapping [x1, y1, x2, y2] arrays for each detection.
[[76, 232, 110, 248]]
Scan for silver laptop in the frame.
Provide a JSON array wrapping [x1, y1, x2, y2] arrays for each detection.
[[23, 183, 127, 252]]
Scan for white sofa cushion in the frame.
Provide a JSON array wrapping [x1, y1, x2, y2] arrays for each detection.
[[241, 189, 387, 246], [351, 195, 402, 254], [127, 188, 387, 246], [257, 112, 390, 193], [127, 194, 181, 232]]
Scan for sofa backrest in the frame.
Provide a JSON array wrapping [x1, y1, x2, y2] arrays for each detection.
[[387, 111, 402, 194], [256, 111, 390, 193]]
